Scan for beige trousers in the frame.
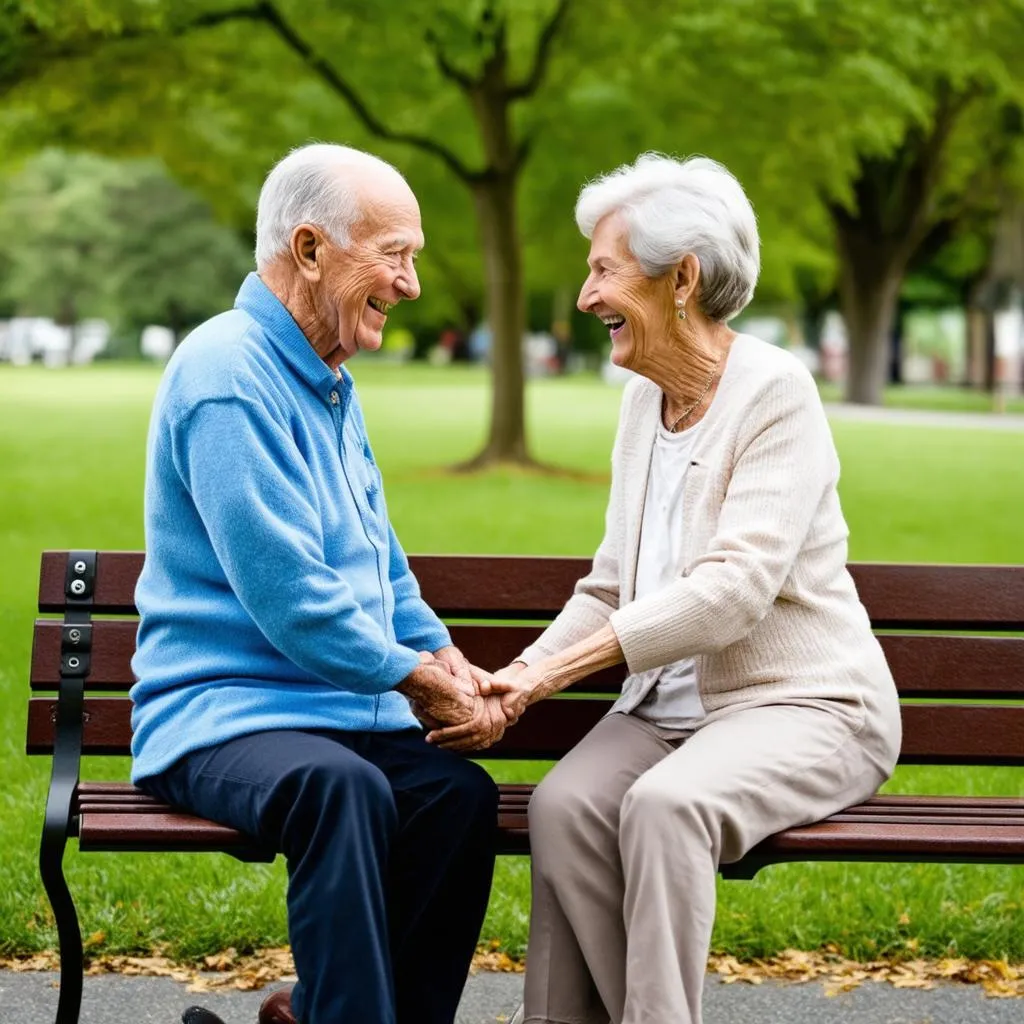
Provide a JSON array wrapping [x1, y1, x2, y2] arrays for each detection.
[[522, 701, 898, 1024]]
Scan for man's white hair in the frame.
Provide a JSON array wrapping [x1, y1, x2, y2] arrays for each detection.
[[575, 153, 760, 322], [254, 144, 407, 270]]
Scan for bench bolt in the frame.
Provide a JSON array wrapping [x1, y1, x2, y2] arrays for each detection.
[[70, 579, 86, 596], [67, 656, 80, 670], [68, 629, 81, 644], [73, 560, 87, 574]]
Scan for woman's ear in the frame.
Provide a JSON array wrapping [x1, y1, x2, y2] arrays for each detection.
[[673, 253, 701, 306], [290, 225, 322, 282]]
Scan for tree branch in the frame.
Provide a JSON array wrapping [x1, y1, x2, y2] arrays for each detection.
[[258, 2, 478, 183], [3, 4, 268, 95], [24, 4, 267, 57], [897, 81, 981, 251], [8, 1, 480, 183], [506, 0, 570, 101], [424, 27, 475, 90]]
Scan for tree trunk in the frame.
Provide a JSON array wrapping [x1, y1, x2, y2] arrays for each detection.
[[458, 45, 533, 469], [835, 225, 906, 405], [965, 308, 988, 387], [466, 173, 528, 465]]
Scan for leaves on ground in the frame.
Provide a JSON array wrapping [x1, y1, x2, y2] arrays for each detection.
[[708, 948, 1024, 998], [3, 945, 1024, 997]]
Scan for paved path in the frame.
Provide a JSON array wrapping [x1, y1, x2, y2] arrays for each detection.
[[4, 969, 1022, 1024], [823, 402, 1024, 432]]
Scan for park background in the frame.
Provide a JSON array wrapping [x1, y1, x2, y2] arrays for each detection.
[[1, 0, 1023, 974]]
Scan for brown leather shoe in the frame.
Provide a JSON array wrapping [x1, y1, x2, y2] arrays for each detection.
[[258, 986, 297, 1024]]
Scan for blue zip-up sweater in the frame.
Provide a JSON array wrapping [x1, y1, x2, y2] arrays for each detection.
[[130, 274, 450, 782]]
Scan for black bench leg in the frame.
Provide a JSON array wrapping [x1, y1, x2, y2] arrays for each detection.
[[39, 664, 87, 1024], [720, 858, 766, 881], [39, 837, 84, 1024]]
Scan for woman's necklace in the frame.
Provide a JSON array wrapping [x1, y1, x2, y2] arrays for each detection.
[[666, 356, 721, 432]]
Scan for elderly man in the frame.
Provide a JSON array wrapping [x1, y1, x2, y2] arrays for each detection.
[[130, 144, 505, 1024]]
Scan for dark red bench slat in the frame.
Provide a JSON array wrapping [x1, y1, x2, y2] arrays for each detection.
[[40, 551, 1024, 629], [69, 776, 1024, 862], [743, 820, 1024, 862], [29, 618, 1024, 702], [39, 552, 592, 618], [40, 551, 146, 615], [73, 782, 1024, 813], [897, 704, 1024, 764], [877, 635, 1024, 699], [867, 794, 1024, 809], [76, 798, 1024, 863], [26, 696, 612, 760], [78, 812, 274, 860], [847, 563, 1024, 630], [31, 619, 140, 691], [74, 782, 1024, 822], [27, 697, 1024, 766]]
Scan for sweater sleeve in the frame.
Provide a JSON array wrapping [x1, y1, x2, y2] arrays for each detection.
[[609, 366, 838, 673], [387, 523, 452, 653], [171, 395, 420, 694]]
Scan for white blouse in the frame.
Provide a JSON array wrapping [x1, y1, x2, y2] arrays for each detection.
[[614, 419, 706, 729]]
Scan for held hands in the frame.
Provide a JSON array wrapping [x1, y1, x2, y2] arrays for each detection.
[[395, 647, 505, 752], [399, 647, 537, 752], [422, 659, 538, 752], [397, 652, 479, 732]]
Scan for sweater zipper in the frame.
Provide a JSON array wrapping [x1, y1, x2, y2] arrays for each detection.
[[330, 387, 384, 722]]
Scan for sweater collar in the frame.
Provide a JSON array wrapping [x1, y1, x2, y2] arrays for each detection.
[[234, 273, 352, 398]]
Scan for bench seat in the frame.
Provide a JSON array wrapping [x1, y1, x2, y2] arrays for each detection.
[[71, 782, 1024, 866]]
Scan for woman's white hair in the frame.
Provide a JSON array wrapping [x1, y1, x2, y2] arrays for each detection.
[[254, 144, 407, 270], [575, 153, 760, 322]]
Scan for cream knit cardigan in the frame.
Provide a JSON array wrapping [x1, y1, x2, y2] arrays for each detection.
[[520, 334, 900, 726]]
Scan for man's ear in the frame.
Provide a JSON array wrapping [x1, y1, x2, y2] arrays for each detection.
[[290, 225, 322, 282]]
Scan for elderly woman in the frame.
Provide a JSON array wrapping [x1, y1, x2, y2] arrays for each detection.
[[431, 153, 902, 1024]]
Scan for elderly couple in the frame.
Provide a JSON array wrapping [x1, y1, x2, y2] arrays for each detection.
[[131, 144, 901, 1024]]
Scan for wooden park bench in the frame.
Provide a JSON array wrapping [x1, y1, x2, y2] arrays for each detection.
[[28, 550, 1024, 1023]]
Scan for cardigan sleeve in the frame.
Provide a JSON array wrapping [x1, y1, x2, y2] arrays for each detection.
[[609, 365, 839, 673]]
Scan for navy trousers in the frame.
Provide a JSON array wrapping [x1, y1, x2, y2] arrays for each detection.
[[142, 728, 499, 1024]]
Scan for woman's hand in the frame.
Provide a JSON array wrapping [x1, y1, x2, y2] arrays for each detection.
[[491, 663, 535, 724], [464, 661, 536, 724]]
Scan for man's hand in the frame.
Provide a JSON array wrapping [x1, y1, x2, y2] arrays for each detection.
[[397, 659, 477, 731], [425, 694, 508, 752], [431, 644, 476, 695]]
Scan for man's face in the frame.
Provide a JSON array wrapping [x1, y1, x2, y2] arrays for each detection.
[[314, 176, 423, 367]]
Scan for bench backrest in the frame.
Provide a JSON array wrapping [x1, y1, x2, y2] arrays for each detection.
[[28, 551, 1024, 766]]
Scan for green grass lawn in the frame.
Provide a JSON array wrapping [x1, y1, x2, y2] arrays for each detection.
[[1, 362, 1023, 963]]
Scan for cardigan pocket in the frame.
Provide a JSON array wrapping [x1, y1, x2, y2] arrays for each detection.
[[680, 460, 720, 564]]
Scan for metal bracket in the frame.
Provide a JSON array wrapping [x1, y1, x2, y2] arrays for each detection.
[[64, 551, 96, 602]]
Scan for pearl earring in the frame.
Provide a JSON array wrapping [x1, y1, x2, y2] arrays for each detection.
[[676, 300, 687, 321]]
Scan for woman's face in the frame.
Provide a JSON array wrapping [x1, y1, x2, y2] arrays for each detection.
[[577, 212, 676, 372]]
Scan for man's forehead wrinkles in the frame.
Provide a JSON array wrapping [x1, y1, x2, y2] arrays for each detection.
[[383, 232, 425, 250]]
